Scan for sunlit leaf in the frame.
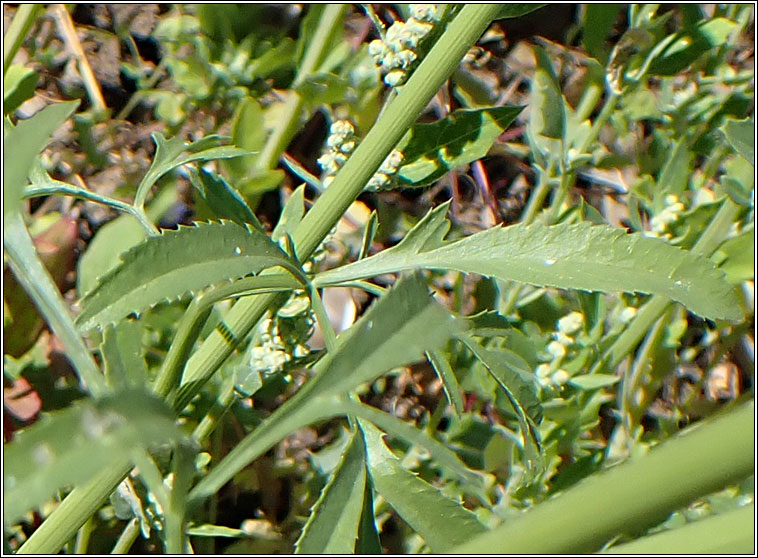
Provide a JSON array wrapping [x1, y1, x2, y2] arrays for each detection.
[[187, 167, 263, 230], [568, 374, 621, 390], [3, 65, 39, 115], [304, 272, 464, 399], [4, 100, 79, 219], [135, 132, 252, 210], [77, 221, 300, 330], [394, 106, 523, 188], [721, 117, 754, 165], [314, 203, 742, 320]]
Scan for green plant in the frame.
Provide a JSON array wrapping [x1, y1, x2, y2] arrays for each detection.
[[4, 4, 754, 554]]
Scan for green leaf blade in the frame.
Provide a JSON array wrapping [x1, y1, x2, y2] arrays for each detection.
[[306, 273, 464, 399], [721, 117, 755, 166], [4, 100, 80, 219], [76, 221, 298, 330], [315, 211, 742, 321], [4, 390, 183, 524], [359, 421, 487, 553], [396, 107, 524, 188], [295, 431, 367, 554]]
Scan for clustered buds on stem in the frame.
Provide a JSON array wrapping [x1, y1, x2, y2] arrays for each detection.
[[318, 119, 405, 191], [249, 292, 315, 378], [368, 4, 441, 87], [648, 194, 686, 240], [536, 311, 586, 389]]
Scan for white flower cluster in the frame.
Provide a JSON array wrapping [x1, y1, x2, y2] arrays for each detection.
[[536, 311, 585, 389], [317, 119, 404, 191], [317, 120, 357, 188], [366, 148, 404, 191], [648, 194, 686, 239], [249, 292, 314, 377], [368, 4, 441, 87]]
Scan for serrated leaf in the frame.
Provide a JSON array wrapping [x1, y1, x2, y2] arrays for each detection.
[[359, 421, 487, 553], [395, 106, 523, 188], [187, 167, 263, 230], [76, 186, 177, 297], [721, 117, 754, 165], [4, 100, 79, 219], [76, 221, 299, 330], [295, 430, 367, 554], [135, 132, 253, 209], [314, 204, 741, 320], [4, 389, 183, 524]]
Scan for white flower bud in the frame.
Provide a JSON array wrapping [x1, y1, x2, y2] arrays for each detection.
[[557, 311, 584, 336]]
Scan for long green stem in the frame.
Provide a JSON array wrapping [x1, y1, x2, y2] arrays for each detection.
[[4, 215, 106, 396], [18, 6, 502, 553], [256, 5, 346, 171], [451, 401, 754, 554], [3, 4, 42, 73]]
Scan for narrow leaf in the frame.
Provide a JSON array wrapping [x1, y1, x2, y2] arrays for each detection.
[[359, 421, 487, 553], [395, 107, 523, 188], [4, 65, 39, 115], [568, 374, 620, 390], [101, 321, 149, 389], [295, 430, 367, 554], [354, 480, 382, 554], [4, 389, 183, 523], [459, 334, 543, 466], [304, 273, 464, 400], [76, 221, 300, 330], [187, 275, 464, 506], [314, 206, 742, 320], [427, 350, 464, 416], [272, 184, 306, 242]]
